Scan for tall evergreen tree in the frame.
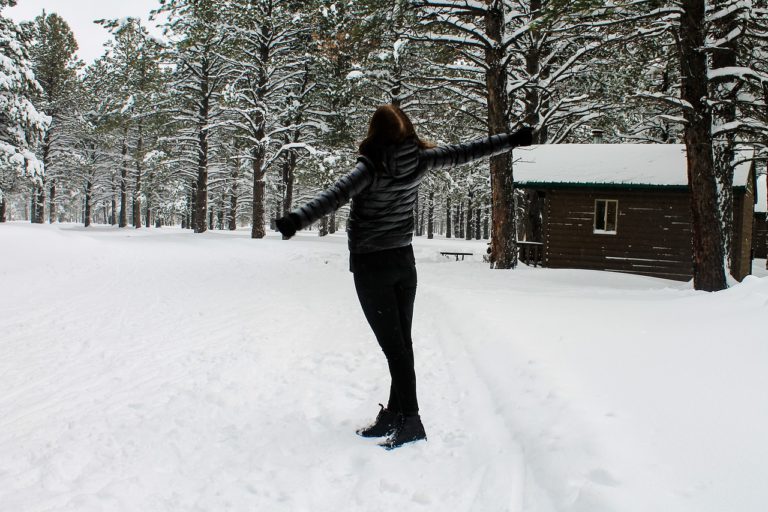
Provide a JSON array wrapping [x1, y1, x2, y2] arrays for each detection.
[[0, 0, 50, 222], [679, 0, 726, 290], [26, 11, 80, 224], [99, 18, 167, 229], [224, 0, 318, 238], [156, 0, 232, 233]]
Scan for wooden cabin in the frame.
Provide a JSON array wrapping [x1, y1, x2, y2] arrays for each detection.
[[513, 144, 756, 282], [755, 174, 767, 259]]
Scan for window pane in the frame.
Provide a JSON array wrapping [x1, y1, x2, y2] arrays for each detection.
[[606, 201, 617, 231], [595, 200, 606, 230]]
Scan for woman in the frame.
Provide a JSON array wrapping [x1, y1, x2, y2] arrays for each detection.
[[276, 105, 532, 449]]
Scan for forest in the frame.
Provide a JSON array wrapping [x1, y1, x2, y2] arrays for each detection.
[[1, 0, 767, 290]]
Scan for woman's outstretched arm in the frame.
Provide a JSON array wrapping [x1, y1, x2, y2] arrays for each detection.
[[276, 156, 375, 239], [419, 127, 533, 171]]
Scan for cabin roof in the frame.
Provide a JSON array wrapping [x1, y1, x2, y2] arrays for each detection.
[[513, 144, 753, 190], [757, 174, 767, 213]]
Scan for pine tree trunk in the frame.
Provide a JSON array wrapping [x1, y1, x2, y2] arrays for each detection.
[[251, 145, 266, 239], [133, 125, 144, 229], [38, 185, 45, 223], [414, 193, 420, 235], [466, 193, 473, 240], [455, 204, 461, 238], [419, 195, 425, 236], [229, 190, 238, 230], [188, 183, 196, 230], [329, 210, 337, 234], [84, 177, 93, 227], [680, 0, 726, 291], [110, 183, 117, 225], [194, 109, 209, 233], [145, 195, 151, 228], [486, 0, 516, 268], [0, 196, 6, 222], [229, 159, 239, 230], [483, 210, 489, 239], [30, 189, 36, 223], [250, 31, 271, 240], [192, 51, 214, 234], [31, 183, 45, 224], [282, 152, 294, 216], [48, 179, 56, 223], [319, 215, 328, 236], [119, 130, 128, 227], [475, 207, 481, 240], [446, 196, 452, 238], [711, 0, 739, 278], [427, 191, 434, 239], [35, 132, 51, 225], [250, 175, 265, 236], [281, 151, 295, 239]]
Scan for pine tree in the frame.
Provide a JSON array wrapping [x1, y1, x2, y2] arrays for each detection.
[[223, 0, 322, 238], [678, 0, 727, 290], [155, 0, 232, 233], [0, 0, 50, 222], [26, 11, 80, 224], [105, 19, 165, 228]]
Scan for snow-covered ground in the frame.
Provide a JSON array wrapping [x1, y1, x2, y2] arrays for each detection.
[[2, 222, 767, 512]]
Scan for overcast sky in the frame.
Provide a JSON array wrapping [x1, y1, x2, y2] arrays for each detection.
[[6, 0, 165, 64]]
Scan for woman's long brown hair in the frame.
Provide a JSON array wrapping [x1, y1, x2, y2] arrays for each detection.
[[358, 105, 434, 166]]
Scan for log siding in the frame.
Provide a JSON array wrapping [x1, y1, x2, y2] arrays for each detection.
[[754, 213, 767, 259], [541, 188, 693, 281]]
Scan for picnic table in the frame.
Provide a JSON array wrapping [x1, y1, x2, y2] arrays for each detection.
[[440, 251, 473, 261]]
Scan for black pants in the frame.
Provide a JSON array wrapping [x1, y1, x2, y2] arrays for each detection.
[[353, 264, 419, 416]]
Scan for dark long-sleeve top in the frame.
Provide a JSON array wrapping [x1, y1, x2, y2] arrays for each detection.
[[284, 132, 520, 254]]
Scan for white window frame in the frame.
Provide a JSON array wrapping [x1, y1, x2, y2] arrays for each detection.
[[594, 199, 618, 235]]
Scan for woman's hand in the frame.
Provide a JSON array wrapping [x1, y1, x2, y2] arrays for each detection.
[[509, 126, 534, 147], [276, 213, 300, 239]]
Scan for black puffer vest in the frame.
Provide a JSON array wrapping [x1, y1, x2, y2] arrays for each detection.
[[285, 132, 519, 254]]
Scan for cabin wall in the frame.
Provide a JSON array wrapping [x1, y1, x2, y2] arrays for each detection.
[[754, 213, 767, 259], [541, 188, 693, 281], [732, 186, 754, 281]]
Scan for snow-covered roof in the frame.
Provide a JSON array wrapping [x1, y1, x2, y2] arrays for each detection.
[[757, 175, 767, 213], [513, 144, 753, 188]]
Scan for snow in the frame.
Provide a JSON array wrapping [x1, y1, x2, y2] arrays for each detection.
[[513, 144, 754, 187], [393, 38, 407, 62], [345, 70, 364, 81], [757, 174, 766, 213], [2, 223, 767, 512]]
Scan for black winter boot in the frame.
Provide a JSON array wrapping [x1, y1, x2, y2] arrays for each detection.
[[356, 404, 400, 438], [379, 414, 426, 450]]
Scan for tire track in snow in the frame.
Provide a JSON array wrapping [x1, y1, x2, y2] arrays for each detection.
[[414, 287, 529, 512], [419, 282, 618, 512]]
